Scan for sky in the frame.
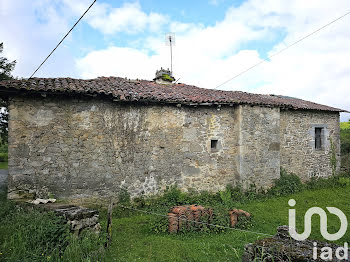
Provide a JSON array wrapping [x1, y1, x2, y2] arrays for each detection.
[[1, 0, 350, 121]]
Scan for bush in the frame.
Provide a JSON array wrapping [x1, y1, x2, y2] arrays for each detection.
[[269, 168, 303, 196], [305, 175, 347, 190], [114, 188, 133, 218], [226, 184, 244, 201], [118, 188, 131, 206], [219, 189, 231, 206], [149, 216, 169, 234], [341, 121, 350, 155], [144, 185, 216, 208], [0, 152, 8, 162], [0, 143, 7, 153], [161, 185, 182, 206]]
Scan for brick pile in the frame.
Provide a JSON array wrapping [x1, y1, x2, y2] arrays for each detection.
[[228, 208, 251, 227], [167, 205, 213, 233]]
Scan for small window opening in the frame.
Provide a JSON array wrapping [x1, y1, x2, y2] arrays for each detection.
[[211, 139, 218, 150], [315, 127, 323, 150]]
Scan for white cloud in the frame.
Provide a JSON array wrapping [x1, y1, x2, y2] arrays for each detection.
[[76, 46, 162, 79], [224, 0, 350, 119], [82, 1, 168, 34], [0, 0, 80, 78], [76, 0, 350, 120], [76, 4, 272, 83], [1, 0, 349, 120], [0, 0, 168, 78]]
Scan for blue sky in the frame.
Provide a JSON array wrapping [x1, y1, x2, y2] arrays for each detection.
[[1, 0, 350, 120]]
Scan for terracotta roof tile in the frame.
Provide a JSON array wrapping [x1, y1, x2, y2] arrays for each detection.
[[0, 76, 346, 112]]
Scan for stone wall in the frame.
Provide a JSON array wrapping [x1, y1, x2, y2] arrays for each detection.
[[280, 109, 340, 181], [7, 94, 341, 200], [7, 95, 241, 199], [238, 105, 281, 188]]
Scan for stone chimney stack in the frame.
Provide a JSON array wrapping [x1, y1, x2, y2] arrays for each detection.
[[153, 67, 175, 84]]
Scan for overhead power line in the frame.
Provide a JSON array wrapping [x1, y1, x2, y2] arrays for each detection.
[[213, 10, 350, 90], [29, 0, 97, 79]]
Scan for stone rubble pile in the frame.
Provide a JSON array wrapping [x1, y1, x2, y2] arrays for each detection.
[[54, 206, 101, 235], [242, 225, 350, 262], [27, 198, 101, 235]]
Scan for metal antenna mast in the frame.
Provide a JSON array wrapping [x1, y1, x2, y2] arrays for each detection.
[[165, 33, 175, 74]]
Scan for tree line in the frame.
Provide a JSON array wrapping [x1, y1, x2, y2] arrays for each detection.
[[341, 121, 350, 155], [0, 42, 16, 146]]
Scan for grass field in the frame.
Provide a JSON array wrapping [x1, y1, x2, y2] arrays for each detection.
[[341, 121, 350, 129], [1, 177, 350, 261], [104, 186, 350, 261], [0, 161, 8, 169]]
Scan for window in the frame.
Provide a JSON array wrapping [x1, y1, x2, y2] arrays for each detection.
[[315, 127, 323, 150], [211, 139, 218, 150]]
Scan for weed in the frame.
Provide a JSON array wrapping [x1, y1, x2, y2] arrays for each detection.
[[219, 189, 231, 206], [0, 193, 104, 261], [269, 168, 303, 196], [0, 204, 70, 260], [118, 187, 131, 206], [330, 138, 337, 176]]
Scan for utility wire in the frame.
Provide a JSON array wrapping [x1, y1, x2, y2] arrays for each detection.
[[213, 10, 350, 90], [118, 204, 273, 237], [29, 0, 97, 79]]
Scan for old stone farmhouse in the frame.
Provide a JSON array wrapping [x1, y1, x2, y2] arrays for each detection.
[[0, 75, 346, 200]]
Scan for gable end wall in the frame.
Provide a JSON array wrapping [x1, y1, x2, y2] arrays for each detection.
[[280, 110, 340, 180]]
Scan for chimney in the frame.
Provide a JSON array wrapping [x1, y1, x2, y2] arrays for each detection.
[[153, 67, 175, 84]]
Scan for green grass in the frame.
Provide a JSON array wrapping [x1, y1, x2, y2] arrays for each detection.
[[0, 161, 8, 169], [0, 193, 104, 261], [341, 121, 350, 130], [105, 215, 250, 261], [1, 175, 350, 261], [104, 185, 350, 261]]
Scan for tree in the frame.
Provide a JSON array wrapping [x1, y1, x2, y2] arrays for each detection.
[[340, 120, 350, 155], [0, 42, 16, 145]]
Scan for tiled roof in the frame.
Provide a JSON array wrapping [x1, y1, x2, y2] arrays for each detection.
[[0, 77, 346, 112]]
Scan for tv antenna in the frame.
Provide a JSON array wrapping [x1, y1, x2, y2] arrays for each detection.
[[165, 33, 175, 74]]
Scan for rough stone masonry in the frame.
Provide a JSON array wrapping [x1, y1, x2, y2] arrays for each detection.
[[0, 77, 345, 200]]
